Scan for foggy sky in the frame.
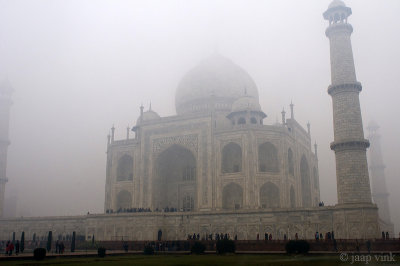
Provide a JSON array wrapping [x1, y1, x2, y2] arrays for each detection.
[[1, 0, 399, 234]]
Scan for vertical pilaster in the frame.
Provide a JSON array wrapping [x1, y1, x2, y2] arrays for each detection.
[[324, 1, 372, 205]]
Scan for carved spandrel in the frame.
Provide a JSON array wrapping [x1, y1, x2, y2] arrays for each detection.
[[152, 134, 198, 154]]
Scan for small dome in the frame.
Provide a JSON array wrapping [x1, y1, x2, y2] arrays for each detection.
[[136, 110, 160, 125], [328, 0, 346, 9], [231, 95, 261, 113]]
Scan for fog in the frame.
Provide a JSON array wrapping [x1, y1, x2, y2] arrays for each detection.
[[1, 0, 399, 233]]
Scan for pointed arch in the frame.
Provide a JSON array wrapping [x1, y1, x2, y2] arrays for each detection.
[[117, 154, 133, 181], [258, 142, 279, 172], [300, 155, 311, 207], [222, 183, 243, 210], [222, 142, 242, 173], [259, 182, 280, 208], [154, 144, 196, 211]]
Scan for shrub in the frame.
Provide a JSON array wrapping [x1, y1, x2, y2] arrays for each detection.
[[216, 239, 235, 254], [97, 247, 106, 258], [144, 245, 154, 255], [285, 240, 310, 254], [33, 248, 46, 260], [191, 241, 206, 254]]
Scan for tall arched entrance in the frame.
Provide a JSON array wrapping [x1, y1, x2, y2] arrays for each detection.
[[153, 144, 196, 211]]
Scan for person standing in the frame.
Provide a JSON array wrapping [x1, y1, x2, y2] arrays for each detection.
[[8, 242, 14, 256], [15, 240, 19, 255], [60, 242, 65, 254], [56, 240, 59, 254], [5, 241, 9, 255]]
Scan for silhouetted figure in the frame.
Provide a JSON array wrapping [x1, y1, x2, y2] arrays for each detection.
[[56, 240, 59, 254], [15, 240, 19, 255], [8, 242, 14, 256], [366, 240, 371, 254], [60, 242, 65, 254], [123, 242, 128, 252], [386, 232, 389, 240]]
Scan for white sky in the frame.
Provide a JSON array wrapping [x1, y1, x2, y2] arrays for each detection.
[[1, 0, 399, 234]]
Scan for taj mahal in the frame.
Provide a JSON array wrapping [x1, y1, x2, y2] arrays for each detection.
[[104, 52, 319, 214], [0, 0, 394, 241]]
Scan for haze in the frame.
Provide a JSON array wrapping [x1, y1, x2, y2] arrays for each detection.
[[0, 0, 399, 234]]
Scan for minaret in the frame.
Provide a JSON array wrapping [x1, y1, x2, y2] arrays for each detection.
[[0, 78, 13, 217], [367, 122, 393, 232], [324, 1, 372, 205]]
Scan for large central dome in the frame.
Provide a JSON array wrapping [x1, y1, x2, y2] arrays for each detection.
[[175, 54, 259, 115]]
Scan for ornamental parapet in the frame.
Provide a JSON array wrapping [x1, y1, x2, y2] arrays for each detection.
[[325, 23, 353, 37], [328, 82, 362, 96], [330, 139, 370, 151]]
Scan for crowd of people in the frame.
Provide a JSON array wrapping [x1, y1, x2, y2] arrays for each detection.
[[187, 233, 237, 241], [55, 240, 65, 254], [3, 240, 20, 256], [105, 208, 152, 214], [314, 231, 335, 241], [105, 206, 195, 214], [382, 231, 392, 240]]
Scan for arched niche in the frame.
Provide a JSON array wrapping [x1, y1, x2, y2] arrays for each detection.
[[222, 142, 242, 173], [258, 142, 279, 172], [117, 154, 133, 181], [259, 182, 280, 208], [222, 182, 243, 210]]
